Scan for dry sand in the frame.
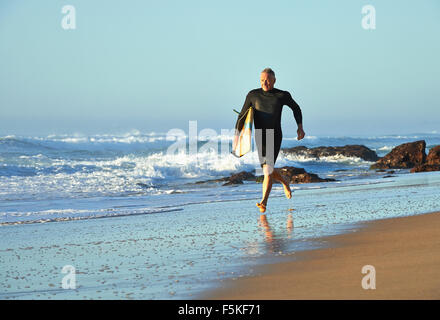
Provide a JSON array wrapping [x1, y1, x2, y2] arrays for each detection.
[[206, 211, 440, 299]]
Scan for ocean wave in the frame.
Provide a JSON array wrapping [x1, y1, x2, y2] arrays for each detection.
[[0, 206, 184, 226], [283, 135, 318, 141], [0, 149, 259, 199], [0, 141, 375, 181], [280, 151, 373, 165], [1, 132, 438, 200], [377, 146, 394, 151], [35, 133, 171, 145]]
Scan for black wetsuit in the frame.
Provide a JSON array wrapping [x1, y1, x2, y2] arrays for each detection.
[[235, 88, 303, 166]]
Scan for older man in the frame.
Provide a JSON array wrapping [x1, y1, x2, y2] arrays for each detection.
[[235, 68, 305, 213]]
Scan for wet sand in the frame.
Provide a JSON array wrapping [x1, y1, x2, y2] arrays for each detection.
[[206, 211, 440, 299]]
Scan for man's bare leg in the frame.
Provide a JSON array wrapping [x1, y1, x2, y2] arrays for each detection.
[[271, 169, 292, 199], [257, 164, 273, 213]]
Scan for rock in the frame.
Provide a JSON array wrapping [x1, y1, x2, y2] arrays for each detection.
[[257, 166, 336, 184], [406, 145, 440, 173], [280, 166, 336, 184], [229, 171, 256, 181], [222, 171, 256, 186], [197, 167, 336, 186], [410, 145, 440, 173], [278, 166, 308, 176], [222, 179, 244, 186], [282, 145, 379, 162], [195, 171, 256, 186], [194, 176, 227, 185], [426, 145, 440, 165], [289, 172, 335, 184], [370, 140, 426, 170], [410, 164, 440, 173]]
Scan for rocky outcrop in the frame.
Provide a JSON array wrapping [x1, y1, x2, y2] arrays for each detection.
[[370, 140, 426, 170], [426, 145, 440, 165], [195, 171, 256, 186], [410, 145, 440, 173], [221, 171, 257, 186], [256, 167, 336, 184], [282, 145, 379, 162], [370, 140, 440, 173], [410, 164, 440, 173], [195, 166, 336, 186], [277, 166, 336, 184]]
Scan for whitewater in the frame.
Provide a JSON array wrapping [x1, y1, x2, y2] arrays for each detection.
[[1, 131, 440, 226]]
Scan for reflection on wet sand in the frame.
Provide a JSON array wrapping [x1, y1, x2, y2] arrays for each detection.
[[258, 210, 295, 254], [286, 213, 293, 237]]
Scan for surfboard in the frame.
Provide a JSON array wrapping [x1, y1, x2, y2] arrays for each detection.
[[232, 107, 254, 157]]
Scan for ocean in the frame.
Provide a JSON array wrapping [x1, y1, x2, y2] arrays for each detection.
[[1, 131, 440, 299]]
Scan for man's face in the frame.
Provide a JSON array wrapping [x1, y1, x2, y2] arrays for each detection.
[[260, 72, 276, 91]]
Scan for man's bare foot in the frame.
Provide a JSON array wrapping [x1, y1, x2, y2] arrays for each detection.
[[256, 202, 266, 213], [282, 182, 292, 199]]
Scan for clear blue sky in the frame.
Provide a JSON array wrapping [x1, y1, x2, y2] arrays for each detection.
[[1, 0, 439, 136]]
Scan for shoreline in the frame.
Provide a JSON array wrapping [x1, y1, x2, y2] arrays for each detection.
[[204, 211, 440, 300]]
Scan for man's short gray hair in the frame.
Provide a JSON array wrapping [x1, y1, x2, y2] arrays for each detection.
[[261, 68, 275, 78]]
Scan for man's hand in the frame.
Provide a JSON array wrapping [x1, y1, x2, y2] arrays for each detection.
[[297, 125, 305, 141], [232, 134, 239, 149]]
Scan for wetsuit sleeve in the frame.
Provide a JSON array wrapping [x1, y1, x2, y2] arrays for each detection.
[[234, 92, 252, 133], [284, 91, 303, 125]]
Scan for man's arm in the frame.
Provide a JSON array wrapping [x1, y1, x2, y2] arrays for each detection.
[[232, 92, 253, 149], [284, 91, 305, 140], [235, 92, 252, 133], [297, 123, 305, 140]]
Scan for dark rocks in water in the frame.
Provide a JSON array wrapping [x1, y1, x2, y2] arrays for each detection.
[[194, 178, 227, 185], [196, 167, 336, 186], [278, 166, 307, 175], [375, 170, 396, 177], [222, 171, 257, 186], [426, 145, 440, 165], [370, 141, 440, 173], [278, 166, 336, 184], [195, 171, 257, 186], [255, 166, 336, 184], [411, 145, 440, 172], [282, 145, 379, 162], [410, 164, 440, 173], [370, 140, 426, 170], [254, 167, 305, 183]]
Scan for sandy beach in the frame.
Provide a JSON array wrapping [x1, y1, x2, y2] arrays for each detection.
[[206, 211, 440, 300]]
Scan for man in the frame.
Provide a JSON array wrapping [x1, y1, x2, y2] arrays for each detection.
[[235, 68, 305, 213]]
